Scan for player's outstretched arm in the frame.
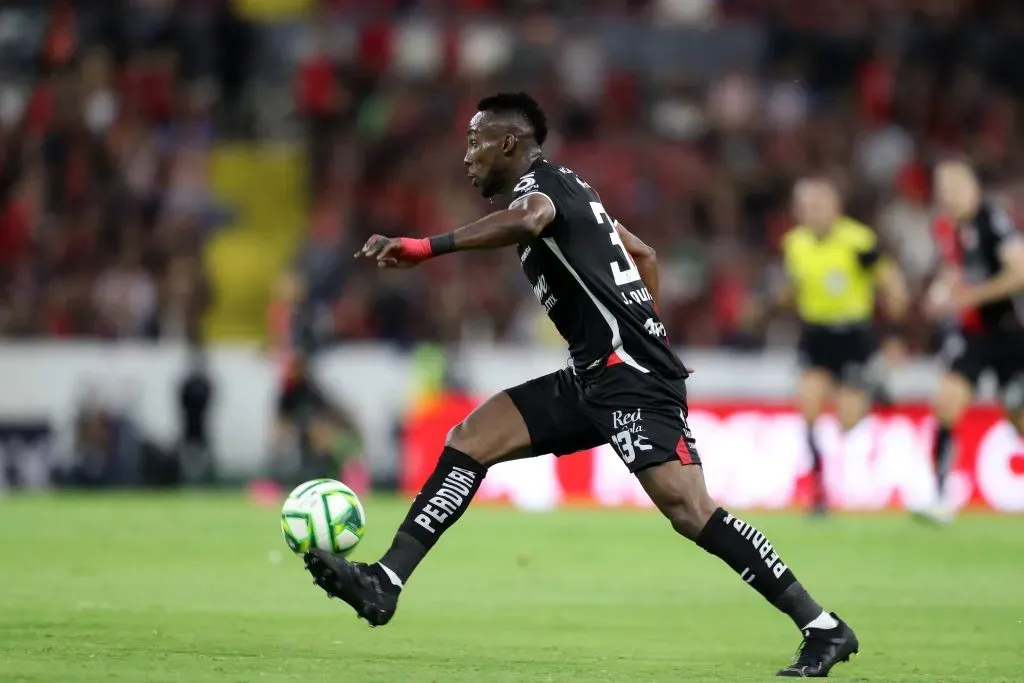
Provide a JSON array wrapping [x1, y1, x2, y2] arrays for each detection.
[[356, 194, 555, 268], [452, 192, 556, 250], [614, 221, 659, 308], [960, 238, 1024, 306]]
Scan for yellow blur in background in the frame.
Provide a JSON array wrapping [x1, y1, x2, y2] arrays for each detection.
[[203, 144, 305, 343]]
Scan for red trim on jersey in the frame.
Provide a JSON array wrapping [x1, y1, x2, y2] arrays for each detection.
[[932, 216, 984, 332], [675, 435, 694, 465], [606, 350, 623, 367]]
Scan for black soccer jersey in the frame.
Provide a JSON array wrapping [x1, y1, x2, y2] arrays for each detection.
[[935, 198, 1024, 334], [509, 159, 687, 379]]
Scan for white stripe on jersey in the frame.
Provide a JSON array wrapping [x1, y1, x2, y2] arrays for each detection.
[[509, 191, 557, 216], [543, 236, 649, 374]]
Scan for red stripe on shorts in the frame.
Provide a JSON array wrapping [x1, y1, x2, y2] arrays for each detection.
[[676, 435, 694, 465]]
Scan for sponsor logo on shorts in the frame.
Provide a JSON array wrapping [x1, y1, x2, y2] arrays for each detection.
[[612, 408, 643, 431]]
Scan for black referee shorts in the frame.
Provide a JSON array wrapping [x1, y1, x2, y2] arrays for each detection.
[[505, 362, 700, 474], [797, 323, 876, 388]]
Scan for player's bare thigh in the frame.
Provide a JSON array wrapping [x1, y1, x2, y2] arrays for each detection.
[[934, 371, 973, 425], [797, 369, 833, 421], [635, 460, 717, 541], [835, 384, 870, 432], [446, 392, 534, 466]]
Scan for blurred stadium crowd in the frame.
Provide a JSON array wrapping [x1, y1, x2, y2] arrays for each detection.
[[3, 1, 1024, 353]]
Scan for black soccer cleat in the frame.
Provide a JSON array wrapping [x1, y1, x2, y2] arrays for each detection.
[[304, 548, 399, 627], [777, 613, 859, 677]]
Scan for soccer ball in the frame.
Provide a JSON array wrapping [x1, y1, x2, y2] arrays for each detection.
[[280, 479, 366, 556]]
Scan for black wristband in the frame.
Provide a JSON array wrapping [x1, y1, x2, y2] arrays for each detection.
[[428, 233, 456, 256]]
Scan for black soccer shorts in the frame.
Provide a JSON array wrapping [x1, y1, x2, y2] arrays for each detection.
[[940, 330, 1024, 410], [797, 323, 877, 388], [505, 363, 700, 474]]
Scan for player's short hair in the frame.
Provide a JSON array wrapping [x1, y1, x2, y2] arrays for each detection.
[[795, 172, 846, 200], [477, 92, 548, 146]]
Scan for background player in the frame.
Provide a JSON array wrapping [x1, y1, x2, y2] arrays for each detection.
[[304, 93, 859, 678], [919, 160, 1024, 524], [779, 177, 908, 514]]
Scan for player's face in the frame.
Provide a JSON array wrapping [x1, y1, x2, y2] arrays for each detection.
[[464, 112, 509, 198], [935, 164, 978, 220], [793, 181, 839, 233]]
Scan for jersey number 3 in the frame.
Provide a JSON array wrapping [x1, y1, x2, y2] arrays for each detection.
[[590, 202, 642, 287]]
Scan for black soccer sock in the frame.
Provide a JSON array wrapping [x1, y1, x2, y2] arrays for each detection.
[[932, 425, 955, 496], [806, 421, 823, 478], [697, 507, 824, 629], [806, 421, 825, 504], [378, 446, 487, 585]]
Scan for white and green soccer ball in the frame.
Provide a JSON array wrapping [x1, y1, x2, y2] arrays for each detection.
[[280, 479, 366, 557]]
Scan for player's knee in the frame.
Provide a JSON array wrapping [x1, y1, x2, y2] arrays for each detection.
[[836, 392, 868, 432], [444, 419, 514, 467], [796, 390, 825, 421], [444, 421, 488, 464], [662, 493, 717, 541]]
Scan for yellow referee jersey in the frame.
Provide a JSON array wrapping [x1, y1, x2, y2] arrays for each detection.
[[782, 217, 883, 326]]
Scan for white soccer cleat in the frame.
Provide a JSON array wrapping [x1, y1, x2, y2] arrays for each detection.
[[910, 501, 955, 526]]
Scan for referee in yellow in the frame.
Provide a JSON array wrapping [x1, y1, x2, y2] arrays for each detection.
[[780, 176, 909, 514]]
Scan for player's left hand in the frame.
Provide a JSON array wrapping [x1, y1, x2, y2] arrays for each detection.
[[356, 235, 431, 268], [927, 286, 977, 320]]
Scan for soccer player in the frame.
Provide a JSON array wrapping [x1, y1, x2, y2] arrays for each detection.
[[780, 177, 908, 514], [918, 160, 1024, 524], [305, 93, 859, 677]]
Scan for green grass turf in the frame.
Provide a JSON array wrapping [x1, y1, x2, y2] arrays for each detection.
[[0, 494, 1022, 682]]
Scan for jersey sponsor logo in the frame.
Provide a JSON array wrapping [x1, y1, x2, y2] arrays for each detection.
[[513, 173, 537, 195], [413, 466, 478, 534], [520, 245, 531, 263], [643, 318, 666, 338], [532, 274, 558, 313]]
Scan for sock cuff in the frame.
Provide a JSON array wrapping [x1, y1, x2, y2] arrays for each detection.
[[696, 506, 729, 550], [439, 445, 488, 475]]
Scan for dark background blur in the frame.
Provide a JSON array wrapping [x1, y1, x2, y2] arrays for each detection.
[[3, 0, 1024, 356]]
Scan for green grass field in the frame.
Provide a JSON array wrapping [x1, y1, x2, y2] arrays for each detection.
[[1, 494, 1022, 682]]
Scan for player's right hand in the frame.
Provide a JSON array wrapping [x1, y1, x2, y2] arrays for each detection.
[[922, 267, 962, 320], [356, 235, 432, 268]]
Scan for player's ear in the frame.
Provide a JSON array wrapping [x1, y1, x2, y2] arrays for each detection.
[[501, 134, 516, 155]]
